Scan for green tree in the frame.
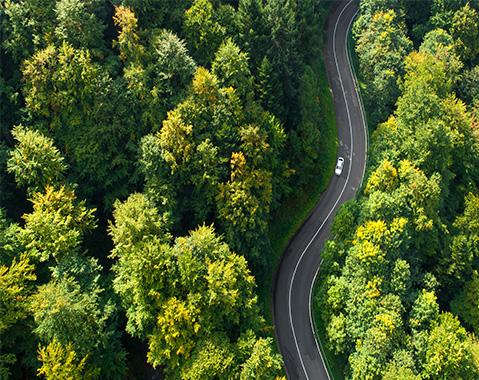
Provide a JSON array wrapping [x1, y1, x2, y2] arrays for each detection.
[[2, 0, 56, 62], [114, 7, 196, 129], [0, 255, 35, 334], [116, 0, 189, 31], [212, 38, 254, 102], [429, 0, 468, 30], [262, 0, 301, 122], [113, 5, 143, 63], [410, 290, 440, 332], [217, 152, 272, 264], [0, 254, 36, 378], [22, 42, 139, 206], [322, 218, 411, 373], [110, 214, 270, 377], [382, 350, 421, 380], [451, 272, 479, 334], [419, 28, 463, 81], [255, 56, 280, 113], [238, 334, 284, 379], [179, 334, 235, 379], [19, 186, 96, 262], [236, 0, 268, 71], [54, 0, 105, 51], [31, 275, 126, 379], [7, 125, 67, 193], [109, 193, 171, 338], [421, 313, 479, 379], [444, 193, 479, 282], [458, 65, 479, 104], [289, 65, 322, 184], [354, 9, 412, 124], [147, 296, 202, 369], [183, 0, 226, 65], [139, 66, 286, 233], [451, 2, 479, 63], [152, 29, 196, 102], [374, 49, 475, 215]]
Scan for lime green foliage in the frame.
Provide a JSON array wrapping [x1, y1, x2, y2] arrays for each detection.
[[19, 186, 96, 262], [217, 151, 273, 263], [179, 333, 235, 379], [31, 274, 126, 379], [109, 193, 172, 337], [37, 339, 98, 380], [316, 1, 479, 378], [7, 126, 67, 193], [110, 194, 282, 378], [1, 0, 371, 377], [0, 209, 35, 378], [0, 255, 35, 334], [421, 313, 478, 378], [22, 42, 140, 206], [238, 334, 284, 379], [451, 3, 479, 62], [0, 254, 36, 378], [140, 66, 286, 265], [212, 38, 254, 102]]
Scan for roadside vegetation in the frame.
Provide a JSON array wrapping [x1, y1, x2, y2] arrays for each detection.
[[0, 0, 335, 378], [315, 0, 479, 378]]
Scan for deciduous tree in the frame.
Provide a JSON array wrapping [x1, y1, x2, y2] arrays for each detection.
[[7, 126, 67, 193]]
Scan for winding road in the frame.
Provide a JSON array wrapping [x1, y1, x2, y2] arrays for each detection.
[[273, 0, 367, 379]]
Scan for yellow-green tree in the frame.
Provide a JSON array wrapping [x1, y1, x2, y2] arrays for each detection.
[[37, 339, 98, 380], [7, 126, 67, 194]]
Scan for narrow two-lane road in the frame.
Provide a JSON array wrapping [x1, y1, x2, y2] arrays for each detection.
[[273, 1, 367, 379]]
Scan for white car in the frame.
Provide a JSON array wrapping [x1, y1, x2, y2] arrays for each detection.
[[335, 157, 345, 176]]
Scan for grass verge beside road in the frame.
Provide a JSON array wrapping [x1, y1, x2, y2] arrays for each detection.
[[258, 51, 338, 322], [270, 55, 337, 268]]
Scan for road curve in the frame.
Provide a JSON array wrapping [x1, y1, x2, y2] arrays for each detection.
[[272, 1, 367, 379]]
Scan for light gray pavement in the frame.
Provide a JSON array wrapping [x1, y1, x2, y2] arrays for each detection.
[[272, 1, 367, 378]]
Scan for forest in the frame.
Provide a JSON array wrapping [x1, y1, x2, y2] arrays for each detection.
[[317, 0, 479, 379], [0, 0, 333, 378]]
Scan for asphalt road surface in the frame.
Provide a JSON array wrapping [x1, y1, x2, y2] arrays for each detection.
[[272, 0, 367, 379]]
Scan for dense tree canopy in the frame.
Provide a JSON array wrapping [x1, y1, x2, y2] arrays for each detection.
[[109, 195, 283, 377], [3, 0, 442, 377], [317, 1, 479, 378]]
